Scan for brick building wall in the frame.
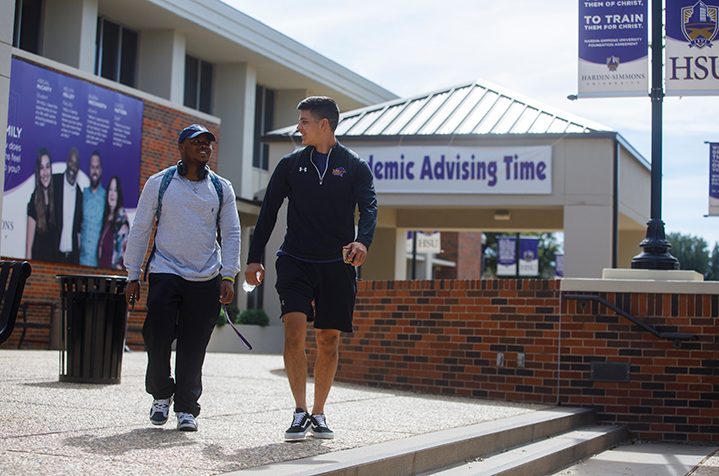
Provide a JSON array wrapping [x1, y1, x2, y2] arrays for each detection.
[[1, 68, 219, 349], [306, 279, 719, 443]]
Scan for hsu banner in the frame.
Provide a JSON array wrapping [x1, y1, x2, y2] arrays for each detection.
[[405, 231, 441, 254], [666, 0, 719, 96], [354, 146, 552, 194], [497, 235, 517, 277], [578, 0, 648, 97], [709, 143, 719, 215], [518, 236, 539, 277], [4, 58, 143, 266]]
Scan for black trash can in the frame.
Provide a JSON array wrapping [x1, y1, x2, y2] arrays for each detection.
[[58, 275, 128, 384]]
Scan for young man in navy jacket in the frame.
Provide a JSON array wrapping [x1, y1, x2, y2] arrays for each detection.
[[246, 96, 377, 441]]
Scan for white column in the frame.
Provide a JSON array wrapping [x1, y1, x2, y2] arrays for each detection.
[[137, 30, 185, 103], [274, 89, 307, 128], [563, 205, 614, 278], [213, 63, 256, 199], [42, 0, 98, 72], [0, 0, 15, 237], [394, 228, 408, 280]]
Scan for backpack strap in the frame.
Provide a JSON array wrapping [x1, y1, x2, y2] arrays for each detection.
[[208, 171, 224, 230], [143, 166, 177, 281], [142, 167, 224, 280]]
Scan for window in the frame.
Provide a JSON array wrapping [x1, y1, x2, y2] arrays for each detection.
[[13, 0, 43, 54], [184, 55, 213, 114], [94, 17, 137, 87], [253, 85, 275, 170]]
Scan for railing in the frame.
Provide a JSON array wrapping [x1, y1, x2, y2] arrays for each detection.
[[563, 293, 697, 348]]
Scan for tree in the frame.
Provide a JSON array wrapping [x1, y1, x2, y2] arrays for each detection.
[[706, 243, 719, 281], [666, 232, 709, 275]]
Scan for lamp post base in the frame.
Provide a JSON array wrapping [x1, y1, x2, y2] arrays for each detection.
[[631, 219, 679, 270]]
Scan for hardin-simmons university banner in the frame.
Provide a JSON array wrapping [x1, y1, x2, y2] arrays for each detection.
[[578, 0, 648, 97], [709, 143, 719, 216], [4, 58, 143, 268], [665, 0, 719, 96], [496, 235, 539, 277], [353, 146, 552, 194]]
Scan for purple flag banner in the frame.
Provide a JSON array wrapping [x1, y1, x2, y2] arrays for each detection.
[[497, 235, 517, 277], [518, 236, 539, 277], [709, 143, 719, 216], [4, 58, 143, 266], [665, 0, 719, 96], [555, 253, 564, 278], [578, 0, 648, 97]]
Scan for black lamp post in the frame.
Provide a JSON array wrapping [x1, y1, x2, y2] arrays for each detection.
[[631, 0, 679, 270]]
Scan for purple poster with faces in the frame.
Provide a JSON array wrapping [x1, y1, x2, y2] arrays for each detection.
[[4, 58, 143, 265], [578, 0, 648, 97]]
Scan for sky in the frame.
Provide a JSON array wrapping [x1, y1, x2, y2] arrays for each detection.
[[223, 0, 719, 248]]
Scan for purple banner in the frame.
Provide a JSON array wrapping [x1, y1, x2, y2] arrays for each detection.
[[497, 235, 517, 277], [578, 0, 648, 97], [555, 253, 564, 278], [518, 237, 539, 277], [4, 58, 143, 266], [709, 143, 719, 216], [665, 0, 719, 96]]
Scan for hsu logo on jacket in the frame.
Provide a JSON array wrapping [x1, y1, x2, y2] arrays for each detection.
[[332, 167, 347, 177]]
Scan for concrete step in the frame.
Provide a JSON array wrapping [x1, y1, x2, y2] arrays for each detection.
[[550, 442, 717, 476], [229, 407, 599, 476], [427, 424, 628, 476]]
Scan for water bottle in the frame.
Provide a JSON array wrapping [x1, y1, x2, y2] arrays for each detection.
[[242, 271, 261, 293]]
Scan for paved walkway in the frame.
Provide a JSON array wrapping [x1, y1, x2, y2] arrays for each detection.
[[3, 350, 717, 475], [1, 349, 547, 475]]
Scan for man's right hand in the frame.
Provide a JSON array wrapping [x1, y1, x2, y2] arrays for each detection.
[[125, 281, 140, 308], [245, 263, 265, 286]]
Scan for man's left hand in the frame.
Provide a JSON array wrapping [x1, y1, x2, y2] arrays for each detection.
[[219, 279, 235, 304], [342, 242, 368, 266]]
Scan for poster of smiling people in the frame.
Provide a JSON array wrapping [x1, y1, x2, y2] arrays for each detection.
[[4, 58, 143, 268]]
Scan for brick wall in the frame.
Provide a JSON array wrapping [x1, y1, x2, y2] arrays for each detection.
[[1, 71, 219, 349], [306, 279, 719, 443]]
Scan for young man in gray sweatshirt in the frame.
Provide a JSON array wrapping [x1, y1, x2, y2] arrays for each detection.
[[123, 124, 241, 431]]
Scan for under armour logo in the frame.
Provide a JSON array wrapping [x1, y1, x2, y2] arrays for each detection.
[[299, 167, 307, 172]]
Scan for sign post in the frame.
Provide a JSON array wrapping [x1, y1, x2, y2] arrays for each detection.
[[631, 0, 679, 270]]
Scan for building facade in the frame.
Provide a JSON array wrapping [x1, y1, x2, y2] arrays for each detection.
[[0, 0, 395, 349]]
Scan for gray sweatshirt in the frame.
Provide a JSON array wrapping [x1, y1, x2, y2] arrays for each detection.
[[123, 169, 241, 282]]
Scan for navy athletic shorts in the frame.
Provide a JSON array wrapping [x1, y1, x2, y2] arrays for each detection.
[[274, 254, 357, 333]]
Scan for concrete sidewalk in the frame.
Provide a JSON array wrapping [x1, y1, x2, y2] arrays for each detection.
[[1, 349, 547, 475], [2, 350, 717, 475]]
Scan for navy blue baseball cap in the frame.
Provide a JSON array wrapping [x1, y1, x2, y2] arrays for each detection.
[[178, 124, 216, 143]]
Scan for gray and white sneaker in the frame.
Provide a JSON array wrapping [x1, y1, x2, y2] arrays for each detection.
[[310, 414, 334, 439], [149, 397, 172, 426], [176, 412, 198, 432], [285, 409, 311, 441]]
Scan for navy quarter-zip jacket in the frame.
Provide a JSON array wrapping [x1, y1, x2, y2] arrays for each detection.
[[247, 142, 378, 264]]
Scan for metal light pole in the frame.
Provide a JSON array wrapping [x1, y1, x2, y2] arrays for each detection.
[[631, 0, 679, 270]]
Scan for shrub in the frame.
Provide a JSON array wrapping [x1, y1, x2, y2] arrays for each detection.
[[238, 308, 269, 327], [216, 306, 269, 327]]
